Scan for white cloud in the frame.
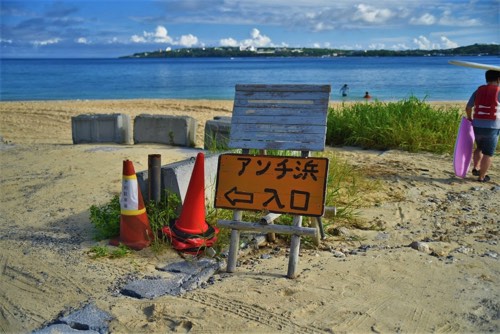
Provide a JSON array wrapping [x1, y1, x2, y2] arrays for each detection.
[[411, 34, 459, 50], [391, 43, 410, 50], [146, 26, 173, 43], [410, 13, 436, 25], [353, 4, 393, 24], [222, 28, 272, 48], [338, 43, 363, 50], [220, 37, 239, 47], [397, 7, 411, 19], [439, 10, 479, 27], [368, 43, 386, 50], [178, 34, 198, 47], [76, 37, 89, 44], [32, 38, 61, 46], [1, 39, 13, 44], [440, 35, 458, 49], [296, 9, 336, 32], [313, 21, 334, 32], [130, 25, 199, 47], [413, 36, 431, 49], [131, 34, 146, 43], [131, 25, 173, 43], [242, 28, 271, 47]]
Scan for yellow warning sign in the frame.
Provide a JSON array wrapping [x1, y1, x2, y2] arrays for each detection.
[[214, 154, 329, 216]]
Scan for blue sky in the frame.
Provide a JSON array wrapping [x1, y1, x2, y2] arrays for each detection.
[[1, 0, 499, 58]]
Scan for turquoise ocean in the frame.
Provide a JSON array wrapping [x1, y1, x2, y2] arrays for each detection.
[[0, 56, 498, 101]]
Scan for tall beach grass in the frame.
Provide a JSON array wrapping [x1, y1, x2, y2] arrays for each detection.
[[326, 97, 463, 154]]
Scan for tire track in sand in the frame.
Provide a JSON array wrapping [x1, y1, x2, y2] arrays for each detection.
[[0, 251, 101, 332], [0, 255, 47, 331], [182, 291, 326, 333]]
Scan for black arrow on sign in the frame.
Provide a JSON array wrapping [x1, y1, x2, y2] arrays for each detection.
[[224, 187, 254, 206]]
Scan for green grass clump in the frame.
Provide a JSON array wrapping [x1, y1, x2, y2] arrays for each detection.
[[323, 151, 373, 217], [146, 191, 181, 246], [326, 97, 462, 154], [89, 195, 121, 241], [88, 191, 181, 253], [319, 150, 381, 234], [88, 244, 131, 259], [88, 245, 109, 258]]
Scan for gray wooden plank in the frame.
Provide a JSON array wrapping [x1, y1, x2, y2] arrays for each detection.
[[228, 139, 325, 151], [231, 115, 326, 125], [230, 123, 326, 135], [228, 134, 325, 144], [229, 135, 325, 145], [230, 127, 325, 137], [235, 90, 330, 101], [217, 219, 317, 236], [234, 99, 329, 109], [229, 84, 330, 151], [232, 106, 327, 116], [236, 84, 331, 93]]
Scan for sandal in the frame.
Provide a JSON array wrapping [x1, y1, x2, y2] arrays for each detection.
[[478, 175, 490, 182], [472, 168, 480, 176]]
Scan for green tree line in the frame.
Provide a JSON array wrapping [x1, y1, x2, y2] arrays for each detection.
[[121, 43, 499, 59]]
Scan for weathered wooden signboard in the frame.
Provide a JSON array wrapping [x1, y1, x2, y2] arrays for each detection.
[[215, 153, 329, 216]]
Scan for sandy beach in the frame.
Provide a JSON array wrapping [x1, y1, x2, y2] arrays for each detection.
[[0, 99, 499, 333]]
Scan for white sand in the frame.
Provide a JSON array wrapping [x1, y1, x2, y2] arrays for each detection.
[[0, 99, 498, 333]]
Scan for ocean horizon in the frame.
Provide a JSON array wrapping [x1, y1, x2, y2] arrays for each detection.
[[0, 56, 498, 102]]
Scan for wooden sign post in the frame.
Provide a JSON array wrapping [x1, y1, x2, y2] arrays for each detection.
[[215, 84, 331, 278]]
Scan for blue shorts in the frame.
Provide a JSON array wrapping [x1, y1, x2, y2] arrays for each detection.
[[473, 127, 500, 156]]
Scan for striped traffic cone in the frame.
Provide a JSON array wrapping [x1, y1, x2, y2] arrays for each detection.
[[162, 152, 219, 254], [110, 160, 153, 250]]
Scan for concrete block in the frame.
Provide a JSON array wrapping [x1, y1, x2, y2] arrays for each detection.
[[157, 258, 221, 275], [204, 116, 231, 150], [71, 114, 131, 144], [133, 114, 196, 147], [121, 277, 183, 299], [33, 323, 95, 334], [34, 303, 112, 334], [122, 259, 223, 299], [60, 303, 113, 333], [137, 152, 221, 214]]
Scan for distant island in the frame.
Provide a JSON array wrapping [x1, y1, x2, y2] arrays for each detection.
[[121, 43, 499, 59]]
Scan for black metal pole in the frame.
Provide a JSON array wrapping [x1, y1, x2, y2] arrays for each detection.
[[148, 154, 161, 203]]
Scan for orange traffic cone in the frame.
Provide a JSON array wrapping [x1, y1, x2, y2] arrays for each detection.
[[110, 160, 153, 250], [162, 152, 219, 254]]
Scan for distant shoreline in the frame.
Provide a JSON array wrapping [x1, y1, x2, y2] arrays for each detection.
[[121, 44, 499, 59]]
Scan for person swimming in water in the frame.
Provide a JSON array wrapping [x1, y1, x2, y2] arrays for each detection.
[[340, 84, 349, 97]]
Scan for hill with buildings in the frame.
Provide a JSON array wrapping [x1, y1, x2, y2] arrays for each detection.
[[121, 43, 499, 59]]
